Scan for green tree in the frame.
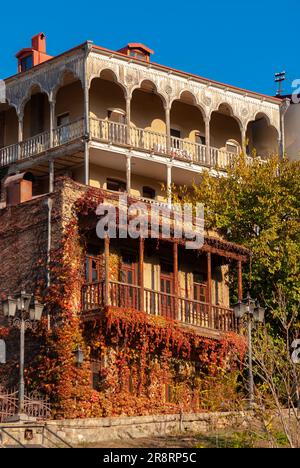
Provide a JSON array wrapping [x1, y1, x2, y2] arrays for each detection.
[[176, 155, 300, 321]]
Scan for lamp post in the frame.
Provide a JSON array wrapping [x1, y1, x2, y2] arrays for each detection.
[[233, 292, 265, 408], [1, 291, 44, 419]]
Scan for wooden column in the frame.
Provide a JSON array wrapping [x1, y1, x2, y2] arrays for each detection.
[[241, 127, 247, 156], [49, 100, 55, 148], [104, 235, 110, 306], [167, 164, 172, 207], [126, 96, 131, 145], [139, 237, 144, 312], [126, 155, 131, 194], [173, 241, 179, 319], [165, 105, 171, 153], [237, 259, 243, 301], [17, 117, 23, 160], [205, 116, 210, 163], [49, 160, 54, 193], [207, 252, 213, 327]]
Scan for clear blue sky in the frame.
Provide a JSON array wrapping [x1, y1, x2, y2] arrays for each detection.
[[0, 0, 298, 96]]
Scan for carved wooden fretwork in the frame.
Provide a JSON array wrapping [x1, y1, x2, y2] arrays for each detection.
[[5, 52, 85, 117], [4, 48, 281, 133], [87, 52, 281, 133]]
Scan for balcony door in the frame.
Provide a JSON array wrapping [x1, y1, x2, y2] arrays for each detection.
[[193, 273, 209, 326], [119, 252, 138, 309], [57, 113, 70, 144], [160, 263, 174, 319]]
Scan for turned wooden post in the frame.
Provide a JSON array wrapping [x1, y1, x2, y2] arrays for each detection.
[[173, 241, 179, 320], [207, 252, 213, 327], [238, 259, 243, 301], [104, 235, 110, 306], [139, 237, 145, 311]]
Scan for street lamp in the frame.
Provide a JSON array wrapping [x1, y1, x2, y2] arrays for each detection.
[[74, 345, 84, 367], [1, 291, 44, 420], [233, 291, 265, 408]]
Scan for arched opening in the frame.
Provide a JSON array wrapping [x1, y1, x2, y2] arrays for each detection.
[[170, 92, 206, 161], [210, 103, 242, 150], [0, 102, 18, 149], [246, 113, 279, 158], [89, 69, 126, 121], [55, 71, 84, 128], [22, 85, 50, 139], [131, 80, 166, 133]]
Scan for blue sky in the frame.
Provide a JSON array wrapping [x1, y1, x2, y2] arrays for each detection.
[[0, 0, 298, 96]]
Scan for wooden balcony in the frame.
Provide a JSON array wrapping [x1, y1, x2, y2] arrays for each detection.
[[81, 280, 239, 334], [0, 118, 85, 168], [0, 116, 261, 170], [89, 117, 238, 169]]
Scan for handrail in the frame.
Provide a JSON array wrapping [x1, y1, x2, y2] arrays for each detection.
[[0, 427, 26, 448], [43, 425, 73, 448], [0, 118, 85, 168], [0, 424, 73, 448], [81, 280, 237, 332]]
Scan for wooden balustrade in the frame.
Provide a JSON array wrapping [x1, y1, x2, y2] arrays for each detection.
[[0, 115, 262, 171], [81, 281, 105, 312], [81, 280, 239, 333], [130, 126, 168, 153], [0, 119, 85, 167], [109, 280, 140, 310], [0, 143, 18, 167], [170, 136, 208, 165], [89, 117, 128, 145], [20, 131, 50, 159], [53, 118, 85, 147]]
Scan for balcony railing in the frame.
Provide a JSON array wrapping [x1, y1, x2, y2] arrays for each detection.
[[0, 118, 85, 168], [0, 116, 263, 170], [81, 280, 239, 333], [89, 117, 249, 170]]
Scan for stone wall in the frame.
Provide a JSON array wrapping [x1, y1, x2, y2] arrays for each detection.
[[0, 411, 251, 447]]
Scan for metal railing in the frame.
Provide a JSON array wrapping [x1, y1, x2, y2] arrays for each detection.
[[81, 280, 238, 333]]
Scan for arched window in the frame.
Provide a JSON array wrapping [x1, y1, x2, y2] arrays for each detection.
[[106, 178, 126, 192], [142, 186, 156, 199], [226, 139, 240, 155], [107, 108, 126, 124]]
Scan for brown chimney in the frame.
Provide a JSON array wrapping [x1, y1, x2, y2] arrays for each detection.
[[4, 172, 34, 206]]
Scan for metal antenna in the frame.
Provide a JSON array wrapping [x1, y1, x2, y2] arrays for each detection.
[[275, 71, 286, 97]]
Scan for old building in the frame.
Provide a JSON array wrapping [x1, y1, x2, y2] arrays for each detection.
[[0, 34, 285, 417]]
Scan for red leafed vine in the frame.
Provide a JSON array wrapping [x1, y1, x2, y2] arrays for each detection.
[[5, 184, 247, 418]]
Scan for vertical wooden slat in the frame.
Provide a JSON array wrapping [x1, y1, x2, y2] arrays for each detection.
[[139, 237, 144, 311], [104, 235, 110, 306], [238, 259, 243, 301], [207, 252, 212, 327], [173, 241, 179, 320]]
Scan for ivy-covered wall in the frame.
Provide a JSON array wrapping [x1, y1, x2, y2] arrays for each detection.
[[0, 177, 247, 418]]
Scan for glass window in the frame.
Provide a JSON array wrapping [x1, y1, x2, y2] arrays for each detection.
[[171, 128, 181, 138], [195, 133, 206, 145], [21, 55, 33, 72], [142, 186, 156, 199], [106, 178, 126, 192]]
